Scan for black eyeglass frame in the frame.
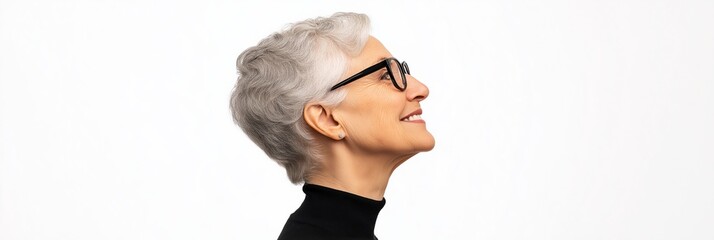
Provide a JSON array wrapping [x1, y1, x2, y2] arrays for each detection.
[[329, 57, 410, 91]]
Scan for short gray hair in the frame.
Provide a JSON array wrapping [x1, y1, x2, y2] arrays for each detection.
[[230, 12, 371, 184]]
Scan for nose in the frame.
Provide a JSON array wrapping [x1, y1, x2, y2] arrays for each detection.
[[405, 75, 429, 102]]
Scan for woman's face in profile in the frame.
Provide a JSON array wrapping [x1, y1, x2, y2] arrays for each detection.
[[334, 36, 435, 156]]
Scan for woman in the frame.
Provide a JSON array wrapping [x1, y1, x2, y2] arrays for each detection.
[[230, 12, 434, 240]]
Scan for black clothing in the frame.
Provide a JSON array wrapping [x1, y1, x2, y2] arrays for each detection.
[[277, 184, 386, 240]]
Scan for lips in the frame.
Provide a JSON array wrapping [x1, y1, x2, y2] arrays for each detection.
[[400, 109, 423, 122]]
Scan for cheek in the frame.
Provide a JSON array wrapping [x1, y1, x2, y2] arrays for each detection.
[[345, 108, 395, 136], [340, 86, 406, 132], [363, 99, 408, 143]]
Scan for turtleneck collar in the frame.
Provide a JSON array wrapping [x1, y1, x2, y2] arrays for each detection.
[[290, 184, 386, 238]]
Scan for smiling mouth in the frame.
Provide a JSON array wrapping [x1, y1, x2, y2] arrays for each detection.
[[400, 114, 423, 122], [400, 109, 424, 122]]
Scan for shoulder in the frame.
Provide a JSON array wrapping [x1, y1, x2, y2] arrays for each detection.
[[277, 215, 337, 240]]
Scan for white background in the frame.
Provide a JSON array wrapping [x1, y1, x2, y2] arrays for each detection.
[[1, 0, 713, 239]]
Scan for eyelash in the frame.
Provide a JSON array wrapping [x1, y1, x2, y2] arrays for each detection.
[[379, 72, 391, 80]]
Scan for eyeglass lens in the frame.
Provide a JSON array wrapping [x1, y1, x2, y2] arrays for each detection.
[[388, 59, 407, 90]]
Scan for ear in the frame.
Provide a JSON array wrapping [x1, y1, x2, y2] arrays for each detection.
[[303, 103, 344, 141]]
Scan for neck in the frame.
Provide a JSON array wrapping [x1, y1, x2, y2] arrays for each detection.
[[307, 145, 414, 201]]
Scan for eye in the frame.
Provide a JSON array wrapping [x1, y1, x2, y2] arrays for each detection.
[[379, 71, 391, 80]]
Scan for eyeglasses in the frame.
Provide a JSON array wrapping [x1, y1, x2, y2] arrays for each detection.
[[329, 57, 410, 91]]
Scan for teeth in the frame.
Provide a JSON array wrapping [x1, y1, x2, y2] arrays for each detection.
[[402, 114, 422, 121]]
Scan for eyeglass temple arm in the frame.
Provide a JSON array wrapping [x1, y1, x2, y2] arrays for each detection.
[[329, 60, 389, 91]]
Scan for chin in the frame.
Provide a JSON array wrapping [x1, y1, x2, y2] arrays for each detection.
[[412, 133, 436, 152], [420, 139, 436, 152]]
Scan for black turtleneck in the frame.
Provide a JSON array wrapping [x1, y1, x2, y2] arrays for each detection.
[[277, 184, 386, 240]]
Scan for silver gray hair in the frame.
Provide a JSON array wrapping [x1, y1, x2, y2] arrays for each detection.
[[230, 12, 371, 184]]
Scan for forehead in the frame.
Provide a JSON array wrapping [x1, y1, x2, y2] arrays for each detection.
[[344, 36, 393, 77]]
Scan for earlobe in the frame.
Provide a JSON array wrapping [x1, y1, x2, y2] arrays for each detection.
[[303, 103, 345, 141]]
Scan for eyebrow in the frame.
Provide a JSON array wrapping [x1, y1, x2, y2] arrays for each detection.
[[366, 58, 389, 76], [368, 57, 390, 70]]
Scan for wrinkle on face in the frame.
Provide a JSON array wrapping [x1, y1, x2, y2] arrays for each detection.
[[331, 36, 433, 157]]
